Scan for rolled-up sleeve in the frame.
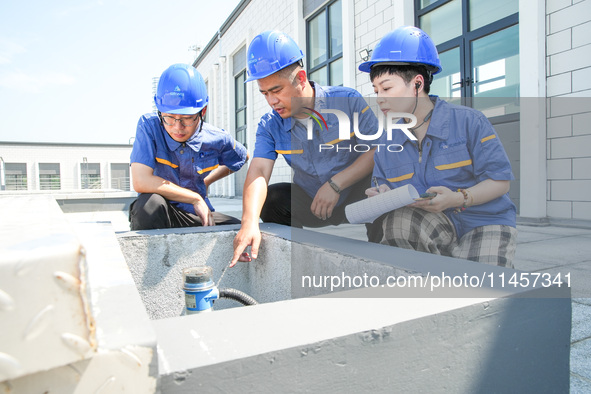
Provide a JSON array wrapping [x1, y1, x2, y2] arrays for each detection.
[[470, 114, 514, 182]]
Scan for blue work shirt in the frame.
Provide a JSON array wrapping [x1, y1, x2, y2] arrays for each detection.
[[373, 97, 516, 238], [131, 113, 248, 214], [253, 82, 379, 206]]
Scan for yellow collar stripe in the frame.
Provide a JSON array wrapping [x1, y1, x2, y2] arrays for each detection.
[[197, 164, 219, 174], [276, 149, 303, 154], [156, 158, 179, 168], [435, 159, 473, 170], [481, 134, 496, 143], [387, 172, 414, 183]]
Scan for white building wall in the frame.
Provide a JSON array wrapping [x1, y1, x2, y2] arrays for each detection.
[[0, 143, 132, 191], [194, 0, 591, 225], [545, 0, 591, 221], [195, 0, 297, 197]]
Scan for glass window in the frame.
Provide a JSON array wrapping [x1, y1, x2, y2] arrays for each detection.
[[110, 163, 130, 191], [469, 0, 518, 31], [309, 66, 328, 87], [471, 25, 520, 116], [307, 0, 342, 86], [431, 47, 462, 99], [420, 0, 440, 8], [5, 163, 27, 190], [329, 58, 343, 86], [418, 0, 519, 116], [308, 11, 328, 69], [419, 0, 461, 46], [235, 69, 247, 147], [39, 163, 61, 190], [81, 162, 101, 189], [328, 1, 342, 58]]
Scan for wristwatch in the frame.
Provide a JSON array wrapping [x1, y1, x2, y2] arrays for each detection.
[[328, 178, 341, 194]]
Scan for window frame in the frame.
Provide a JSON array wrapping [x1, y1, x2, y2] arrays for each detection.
[[234, 69, 247, 148], [306, 0, 343, 87], [416, 0, 519, 120]]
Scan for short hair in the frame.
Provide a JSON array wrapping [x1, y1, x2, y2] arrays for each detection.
[[369, 64, 432, 94], [276, 60, 304, 84]]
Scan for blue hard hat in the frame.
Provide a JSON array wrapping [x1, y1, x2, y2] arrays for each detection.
[[359, 26, 442, 74], [154, 64, 209, 115], [245, 30, 304, 82]]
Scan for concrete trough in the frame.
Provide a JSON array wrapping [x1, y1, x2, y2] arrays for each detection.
[[119, 224, 571, 393], [0, 195, 572, 393]]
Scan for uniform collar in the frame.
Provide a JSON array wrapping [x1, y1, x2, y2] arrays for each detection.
[[163, 122, 203, 152], [425, 96, 450, 141]]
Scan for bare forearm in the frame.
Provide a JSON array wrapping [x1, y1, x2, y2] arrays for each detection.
[[464, 179, 510, 207], [240, 158, 273, 226], [134, 175, 204, 205], [204, 165, 231, 188]]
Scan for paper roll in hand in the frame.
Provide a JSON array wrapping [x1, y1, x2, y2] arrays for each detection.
[[345, 184, 419, 224]]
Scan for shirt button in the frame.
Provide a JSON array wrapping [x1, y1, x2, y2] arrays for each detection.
[[180, 150, 184, 154]]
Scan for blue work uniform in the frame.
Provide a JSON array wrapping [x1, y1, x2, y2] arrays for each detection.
[[130, 113, 248, 215], [253, 82, 379, 205], [372, 97, 516, 238]]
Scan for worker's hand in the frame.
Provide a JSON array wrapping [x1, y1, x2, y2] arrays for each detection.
[[365, 184, 391, 197], [231, 223, 260, 267], [193, 199, 215, 227], [409, 186, 463, 213], [311, 182, 340, 221]]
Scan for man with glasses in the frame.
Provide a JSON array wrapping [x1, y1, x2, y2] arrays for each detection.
[[129, 63, 248, 230]]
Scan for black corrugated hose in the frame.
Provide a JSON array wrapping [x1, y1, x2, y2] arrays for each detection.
[[219, 288, 258, 306]]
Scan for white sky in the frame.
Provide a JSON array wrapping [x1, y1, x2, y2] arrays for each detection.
[[0, 0, 242, 144]]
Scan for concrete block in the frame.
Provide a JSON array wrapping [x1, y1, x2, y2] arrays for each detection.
[[572, 67, 591, 93], [549, 96, 591, 117], [574, 202, 591, 219], [573, 20, 591, 47], [573, 110, 591, 135], [549, 0, 591, 34], [573, 157, 591, 179], [547, 114, 572, 138], [550, 44, 591, 75], [547, 0, 574, 14], [0, 196, 94, 381], [547, 200, 573, 218], [551, 179, 591, 200], [0, 196, 158, 391], [547, 28, 571, 55], [547, 72, 572, 97], [551, 134, 591, 158], [547, 158, 572, 179]]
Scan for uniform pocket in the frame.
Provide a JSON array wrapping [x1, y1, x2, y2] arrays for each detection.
[[384, 163, 415, 185], [194, 159, 219, 175], [432, 146, 473, 183]]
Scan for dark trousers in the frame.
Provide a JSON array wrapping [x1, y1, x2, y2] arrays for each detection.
[[129, 193, 240, 231], [260, 175, 372, 229]]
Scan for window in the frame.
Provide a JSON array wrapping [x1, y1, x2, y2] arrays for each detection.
[[5, 163, 27, 190], [39, 163, 61, 190], [417, 0, 519, 117], [110, 163, 130, 191], [306, 0, 343, 86], [234, 46, 247, 148], [81, 162, 101, 189]]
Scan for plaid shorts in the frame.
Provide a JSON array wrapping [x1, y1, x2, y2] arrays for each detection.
[[381, 207, 518, 268]]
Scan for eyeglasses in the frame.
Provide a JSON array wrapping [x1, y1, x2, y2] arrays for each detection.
[[160, 113, 200, 127]]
